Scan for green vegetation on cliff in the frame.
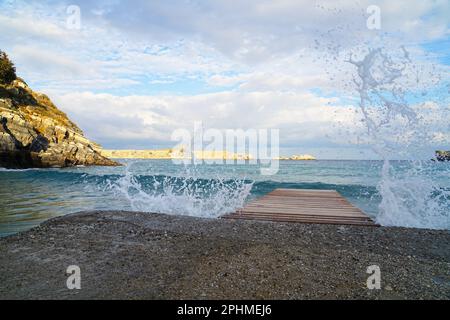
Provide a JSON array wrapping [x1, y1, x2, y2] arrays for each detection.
[[0, 50, 16, 85]]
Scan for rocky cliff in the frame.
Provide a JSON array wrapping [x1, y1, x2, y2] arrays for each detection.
[[0, 79, 120, 168]]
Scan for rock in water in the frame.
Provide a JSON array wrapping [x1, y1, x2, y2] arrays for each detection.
[[0, 79, 120, 168], [435, 150, 450, 162]]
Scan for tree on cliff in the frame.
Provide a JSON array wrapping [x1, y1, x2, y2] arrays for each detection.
[[0, 50, 17, 85]]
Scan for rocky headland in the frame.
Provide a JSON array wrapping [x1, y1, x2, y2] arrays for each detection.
[[0, 52, 119, 169]]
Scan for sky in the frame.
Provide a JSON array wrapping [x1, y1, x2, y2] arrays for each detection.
[[0, 0, 449, 159]]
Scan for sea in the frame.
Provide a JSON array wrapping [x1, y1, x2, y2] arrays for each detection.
[[1, 159, 449, 237]]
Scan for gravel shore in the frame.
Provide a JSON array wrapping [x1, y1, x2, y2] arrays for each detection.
[[0, 211, 449, 299]]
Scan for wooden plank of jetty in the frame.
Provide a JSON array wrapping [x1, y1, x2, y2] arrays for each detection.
[[223, 188, 378, 226]]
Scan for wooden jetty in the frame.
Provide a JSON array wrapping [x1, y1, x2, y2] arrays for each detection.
[[223, 188, 378, 226]]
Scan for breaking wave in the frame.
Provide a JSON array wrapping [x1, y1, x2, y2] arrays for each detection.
[[349, 48, 450, 230], [105, 164, 254, 218]]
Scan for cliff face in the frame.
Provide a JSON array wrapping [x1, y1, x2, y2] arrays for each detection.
[[0, 79, 120, 168]]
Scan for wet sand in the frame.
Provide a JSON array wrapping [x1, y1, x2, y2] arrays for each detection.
[[0, 210, 449, 299]]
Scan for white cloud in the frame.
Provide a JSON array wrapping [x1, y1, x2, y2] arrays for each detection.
[[51, 90, 363, 149], [0, 13, 68, 41], [83, 0, 449, 62], [11, 45, 95, 77], [48, 88, 449, 159], [1, 0, 448, 95]]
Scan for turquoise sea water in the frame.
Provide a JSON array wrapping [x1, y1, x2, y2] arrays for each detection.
[[1, 159, 449, 236]]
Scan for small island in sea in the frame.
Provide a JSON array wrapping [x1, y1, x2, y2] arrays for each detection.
[[276, 154, 316, 160], [435, 150, 450, 161]]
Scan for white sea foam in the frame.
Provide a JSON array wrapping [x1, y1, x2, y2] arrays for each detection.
[[376, 161, 450, 229], [106, 163, 253, 218]]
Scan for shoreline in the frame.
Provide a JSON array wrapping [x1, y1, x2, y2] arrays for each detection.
[[0, 210, 449, 299]]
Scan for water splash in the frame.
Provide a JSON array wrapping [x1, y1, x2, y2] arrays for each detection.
[[377, 161, 450, 229], [349, 48, 450, 230], [106, 163, 254, 218]]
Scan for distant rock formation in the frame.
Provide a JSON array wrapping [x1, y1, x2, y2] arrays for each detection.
[[0, 78, 120, 169], [277, 154, 316, 160], [435, 150, 450, 162], [101, 148, 252, 160], [101, 149, 176, 159]]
